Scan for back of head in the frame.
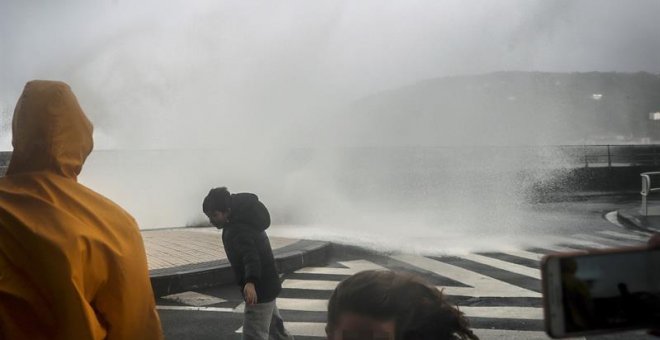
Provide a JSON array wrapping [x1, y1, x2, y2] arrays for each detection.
[[327, 270, 479, 340], [7, 80, 93, 179], [203, 187, 231, 214]]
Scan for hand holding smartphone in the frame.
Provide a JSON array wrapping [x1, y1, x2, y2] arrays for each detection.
[[541, 237, 660, 338]]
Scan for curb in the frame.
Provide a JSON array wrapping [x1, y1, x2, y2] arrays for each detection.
[[617, 207, 660, 233], [150, 239, 330, 297]]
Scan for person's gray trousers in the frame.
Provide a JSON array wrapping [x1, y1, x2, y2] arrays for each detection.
[[242, 300, 295, 340]]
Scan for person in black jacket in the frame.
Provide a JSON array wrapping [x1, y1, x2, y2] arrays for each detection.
[[203, 187, 293, 340]]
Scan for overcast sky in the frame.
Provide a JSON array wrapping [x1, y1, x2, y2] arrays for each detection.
[[1, 0, 660, 148], [2, 0, 659, 233]]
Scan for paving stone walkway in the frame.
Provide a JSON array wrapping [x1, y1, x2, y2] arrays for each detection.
[[142, 227, 298, 271]]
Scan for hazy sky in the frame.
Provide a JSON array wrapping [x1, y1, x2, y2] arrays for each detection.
[[3, 0, 658, 238], [1, 0, 660, 148]]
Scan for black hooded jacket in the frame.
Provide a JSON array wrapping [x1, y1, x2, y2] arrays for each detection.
[[221, 193, 281, 303]]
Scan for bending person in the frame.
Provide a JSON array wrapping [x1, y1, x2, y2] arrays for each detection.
[[203, 187, 293, 340]]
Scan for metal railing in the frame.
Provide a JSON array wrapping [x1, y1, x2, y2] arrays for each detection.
[[602, 144, 658, 167], [506, 145, 660, 168], [553, 144, 660, 168], [641, 172, 660, 215]]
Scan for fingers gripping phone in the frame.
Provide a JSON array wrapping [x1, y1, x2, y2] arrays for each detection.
[[541, 247, 660, 338]]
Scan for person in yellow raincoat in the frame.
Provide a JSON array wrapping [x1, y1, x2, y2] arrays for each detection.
[[0, 80, 163, 339]]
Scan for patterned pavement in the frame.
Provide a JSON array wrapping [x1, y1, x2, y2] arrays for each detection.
[[142, 227, 298, 272], [157, 228, 656, 339]]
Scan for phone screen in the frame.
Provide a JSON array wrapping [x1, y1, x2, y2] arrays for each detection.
[[556, 249, 660, 334]]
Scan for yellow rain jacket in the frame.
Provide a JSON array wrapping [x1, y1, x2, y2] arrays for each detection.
[[0, 81, 163, 339]]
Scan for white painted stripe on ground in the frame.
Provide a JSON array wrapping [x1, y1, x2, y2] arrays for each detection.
[[460, 306, 543, 320], [632, 229, 654, 237], [233, 302, 245, 313], [601, 225, 651, 239], [435, 285, 541, 299], [282, 279, 339, 290], [237, 323, 560, 339], [235, 322, 325, 337], [277, 298, 327, 312], [499, 250, 544, 261], [156, 305, 234, 312], [277, 297, 543, 320], [553, 236, 609, 249], [392, 254, 541, 298], [460, 253, 540, 279], [283, 322, 327, 337], [619, 228, 655, 238], [294, 267, 358, 276], [572, 233, 637, 247], [599, 230, 649, 242], [295, 259, 385, 275], [473, 328, 559, 339], [536, 244, 587, 253]]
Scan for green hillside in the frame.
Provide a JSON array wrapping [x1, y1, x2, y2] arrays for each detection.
[[347, 72, 660, 146]]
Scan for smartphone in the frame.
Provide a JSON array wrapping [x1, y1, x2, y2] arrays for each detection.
[[541, 247, 660, 338]]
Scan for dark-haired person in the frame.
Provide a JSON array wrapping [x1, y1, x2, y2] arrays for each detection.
[[326, 270, 478, 340], [0, 81, 162, 339], [203, 187, 293, 340]]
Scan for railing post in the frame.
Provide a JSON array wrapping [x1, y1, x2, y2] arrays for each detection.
[[607, 145, 611, 168], [584, 145, 589, 168]]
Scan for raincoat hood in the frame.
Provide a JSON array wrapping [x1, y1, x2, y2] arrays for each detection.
[[7, 80, 93, 179], [230, 193, 271, 231]]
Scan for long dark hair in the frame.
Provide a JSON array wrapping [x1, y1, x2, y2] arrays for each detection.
[[327, 270, 478, 340]]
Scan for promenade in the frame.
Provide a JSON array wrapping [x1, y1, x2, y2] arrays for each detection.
[[143, 196, 660, 298], [143, 227, 330, 297]]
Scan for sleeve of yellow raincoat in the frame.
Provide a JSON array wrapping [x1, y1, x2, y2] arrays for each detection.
[[92, 225, 163, 340]]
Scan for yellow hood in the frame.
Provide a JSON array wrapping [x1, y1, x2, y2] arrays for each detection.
[[0, 81, 162, 339], [7, 80, 93, 179]]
